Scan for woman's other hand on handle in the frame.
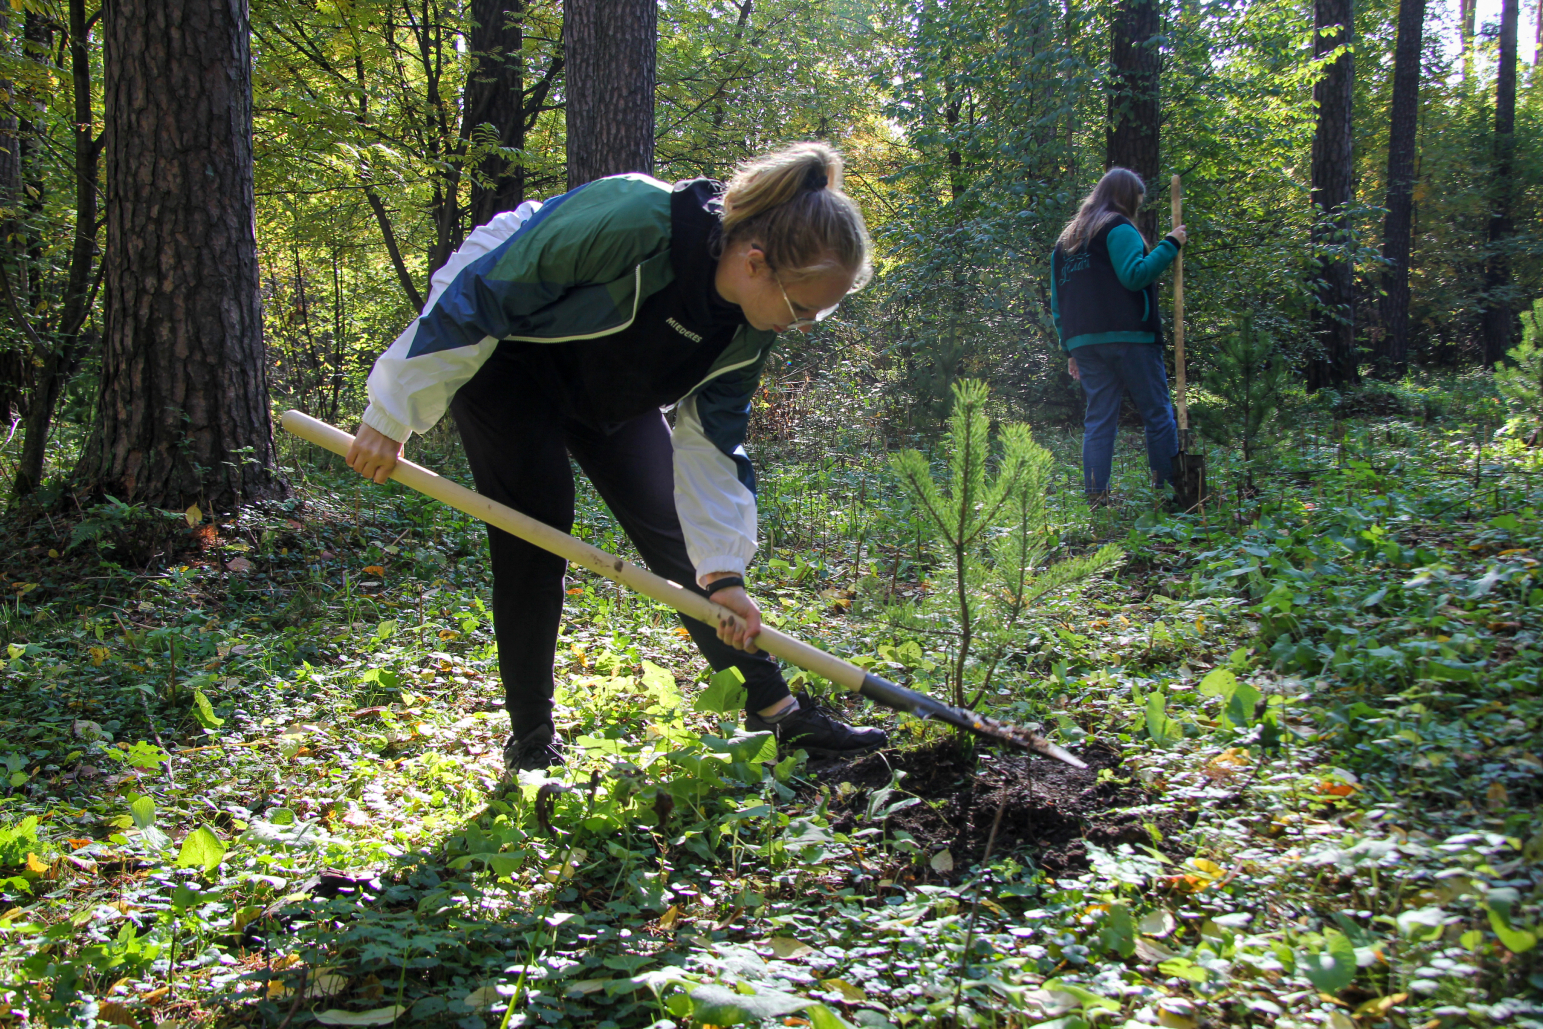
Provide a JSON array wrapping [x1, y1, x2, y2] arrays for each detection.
[[1170, 224, 1187, 246], [705, 575, 762, 653], [347, 424, 403, 485]]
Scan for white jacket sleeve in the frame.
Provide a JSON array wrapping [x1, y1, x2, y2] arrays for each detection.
[[672, 394, 758, 585], [361, 201, 542, 442]]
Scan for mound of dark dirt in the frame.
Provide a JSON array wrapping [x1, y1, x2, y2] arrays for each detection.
[[812, 738, 1191, 875]]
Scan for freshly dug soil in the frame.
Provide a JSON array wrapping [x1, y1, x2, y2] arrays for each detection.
[[812, 737, 1190, 875]]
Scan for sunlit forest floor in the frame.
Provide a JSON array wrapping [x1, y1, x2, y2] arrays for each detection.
[[1, 385, 1540, 1029]]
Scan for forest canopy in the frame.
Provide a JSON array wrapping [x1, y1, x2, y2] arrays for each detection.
[[0, 0, 1536, 495]]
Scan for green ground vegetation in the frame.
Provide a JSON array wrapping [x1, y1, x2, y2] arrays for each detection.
[[0, 376, 1539, 1029]]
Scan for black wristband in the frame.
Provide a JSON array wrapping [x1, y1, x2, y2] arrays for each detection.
[[703, 575, 745, 597], [1164, 233, 1184, 250]]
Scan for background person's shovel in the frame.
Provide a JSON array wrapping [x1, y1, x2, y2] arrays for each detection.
[[282, 411, 1087, 769], [1169, 174, 1207, 512]]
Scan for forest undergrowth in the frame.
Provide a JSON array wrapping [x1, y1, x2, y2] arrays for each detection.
[[0, 398, 1540, 1029]]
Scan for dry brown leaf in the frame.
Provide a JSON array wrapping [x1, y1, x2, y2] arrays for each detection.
[[96, 1001, 140, 1029]]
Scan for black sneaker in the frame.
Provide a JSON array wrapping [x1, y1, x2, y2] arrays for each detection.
[[502, 722, 563, 776], [744, 693, 888, 759]]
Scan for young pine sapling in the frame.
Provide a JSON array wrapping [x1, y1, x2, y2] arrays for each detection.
[[888, 380, 1121, 711]]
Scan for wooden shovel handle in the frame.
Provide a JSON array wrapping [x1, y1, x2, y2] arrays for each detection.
[[279, 411, 1089, 767], [1171, 174, 1187, 433], [281, 411, 862, 691]]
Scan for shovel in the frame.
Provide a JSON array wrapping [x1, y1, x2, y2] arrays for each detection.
[[281, 411, 1087, 769], [1169, 174, 1207, 512]]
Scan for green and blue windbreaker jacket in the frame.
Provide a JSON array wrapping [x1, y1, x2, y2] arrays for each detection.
[[361, 174, 779, 584]]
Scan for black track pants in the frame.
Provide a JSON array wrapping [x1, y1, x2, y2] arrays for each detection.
[[449, 348, 790, 739]]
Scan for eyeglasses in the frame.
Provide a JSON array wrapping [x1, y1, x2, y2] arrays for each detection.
[[776, 277, 839, 332]]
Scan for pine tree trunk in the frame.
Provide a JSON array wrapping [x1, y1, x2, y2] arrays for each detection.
[[1305, 0, 1358, 391], [565, 0, 656, 189], [1481, 0, 1519, 366], [76, 0, 283, 512], [1374, 0, 1424, 378], [1106, 0, 1161, 240], [466, 0, 526, 226]]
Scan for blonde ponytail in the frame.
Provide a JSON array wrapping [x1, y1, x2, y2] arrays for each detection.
[[720, 142, 872, 288]]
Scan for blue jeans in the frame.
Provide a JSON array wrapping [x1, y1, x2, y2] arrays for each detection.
[[1073, 341, 1179, 493]]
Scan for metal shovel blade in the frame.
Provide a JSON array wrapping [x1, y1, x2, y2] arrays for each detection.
[[858, 673, 1088, 769], [1172, 431, 1208, 513]]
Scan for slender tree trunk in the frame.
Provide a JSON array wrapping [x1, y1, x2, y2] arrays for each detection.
[[1374, 0, 1424, 378], [0, 11, 30, 428], [13, 0, 101, 496], [1534, 0, 1541, 67], [76, 0, 283, 511], [1462, 0, 1476, 79], [565, 0, 656, 188], [1482, 0, 1519, 366], [19, 12, 48, 312], [466, 0, 526, 225], [1306, 0, 1358, 391], [1106, 0, 1161, 240]]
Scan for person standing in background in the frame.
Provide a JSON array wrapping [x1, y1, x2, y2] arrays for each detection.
[[1050, 168, 1188, 504]]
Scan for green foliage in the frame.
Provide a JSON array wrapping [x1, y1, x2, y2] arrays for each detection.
[[889, 379, 1121, 708], [190, 688, 224, 729], [6, 390, 1543, 1028], [175, 826, 227, 873], [1495, 299, 1543, 438], [1298, 928, 1357, 994], [693, 666, 748, 715], [0, 816, 39, 867], [1192, 316, 1291, 483]]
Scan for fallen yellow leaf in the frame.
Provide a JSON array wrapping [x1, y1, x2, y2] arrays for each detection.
[[657, 904, 680, 930], [1487, 781, 1509, 811], [1355, 993, 1408, 1019], [821, 978, 866, 1003]]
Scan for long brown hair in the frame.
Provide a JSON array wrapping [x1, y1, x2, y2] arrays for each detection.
[[720, 142, 872, 288], [1056, 167, 1146, 253]]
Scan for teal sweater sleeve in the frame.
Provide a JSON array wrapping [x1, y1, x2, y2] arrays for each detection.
[[1107, 223, 1180, 291]]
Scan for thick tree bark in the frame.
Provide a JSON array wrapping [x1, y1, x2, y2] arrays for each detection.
[[1481, 0, 1519, 366], [564, 0, 656, 188], [1373, 0, 1424, 378], [466, 0, 527, 225], [76, 0, 283, 512], [1106, 0, 1161, 240], [1306, 0, 1358, 391]]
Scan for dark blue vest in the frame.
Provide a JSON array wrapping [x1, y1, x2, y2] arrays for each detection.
[[1052, 215, 1163, 346]]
